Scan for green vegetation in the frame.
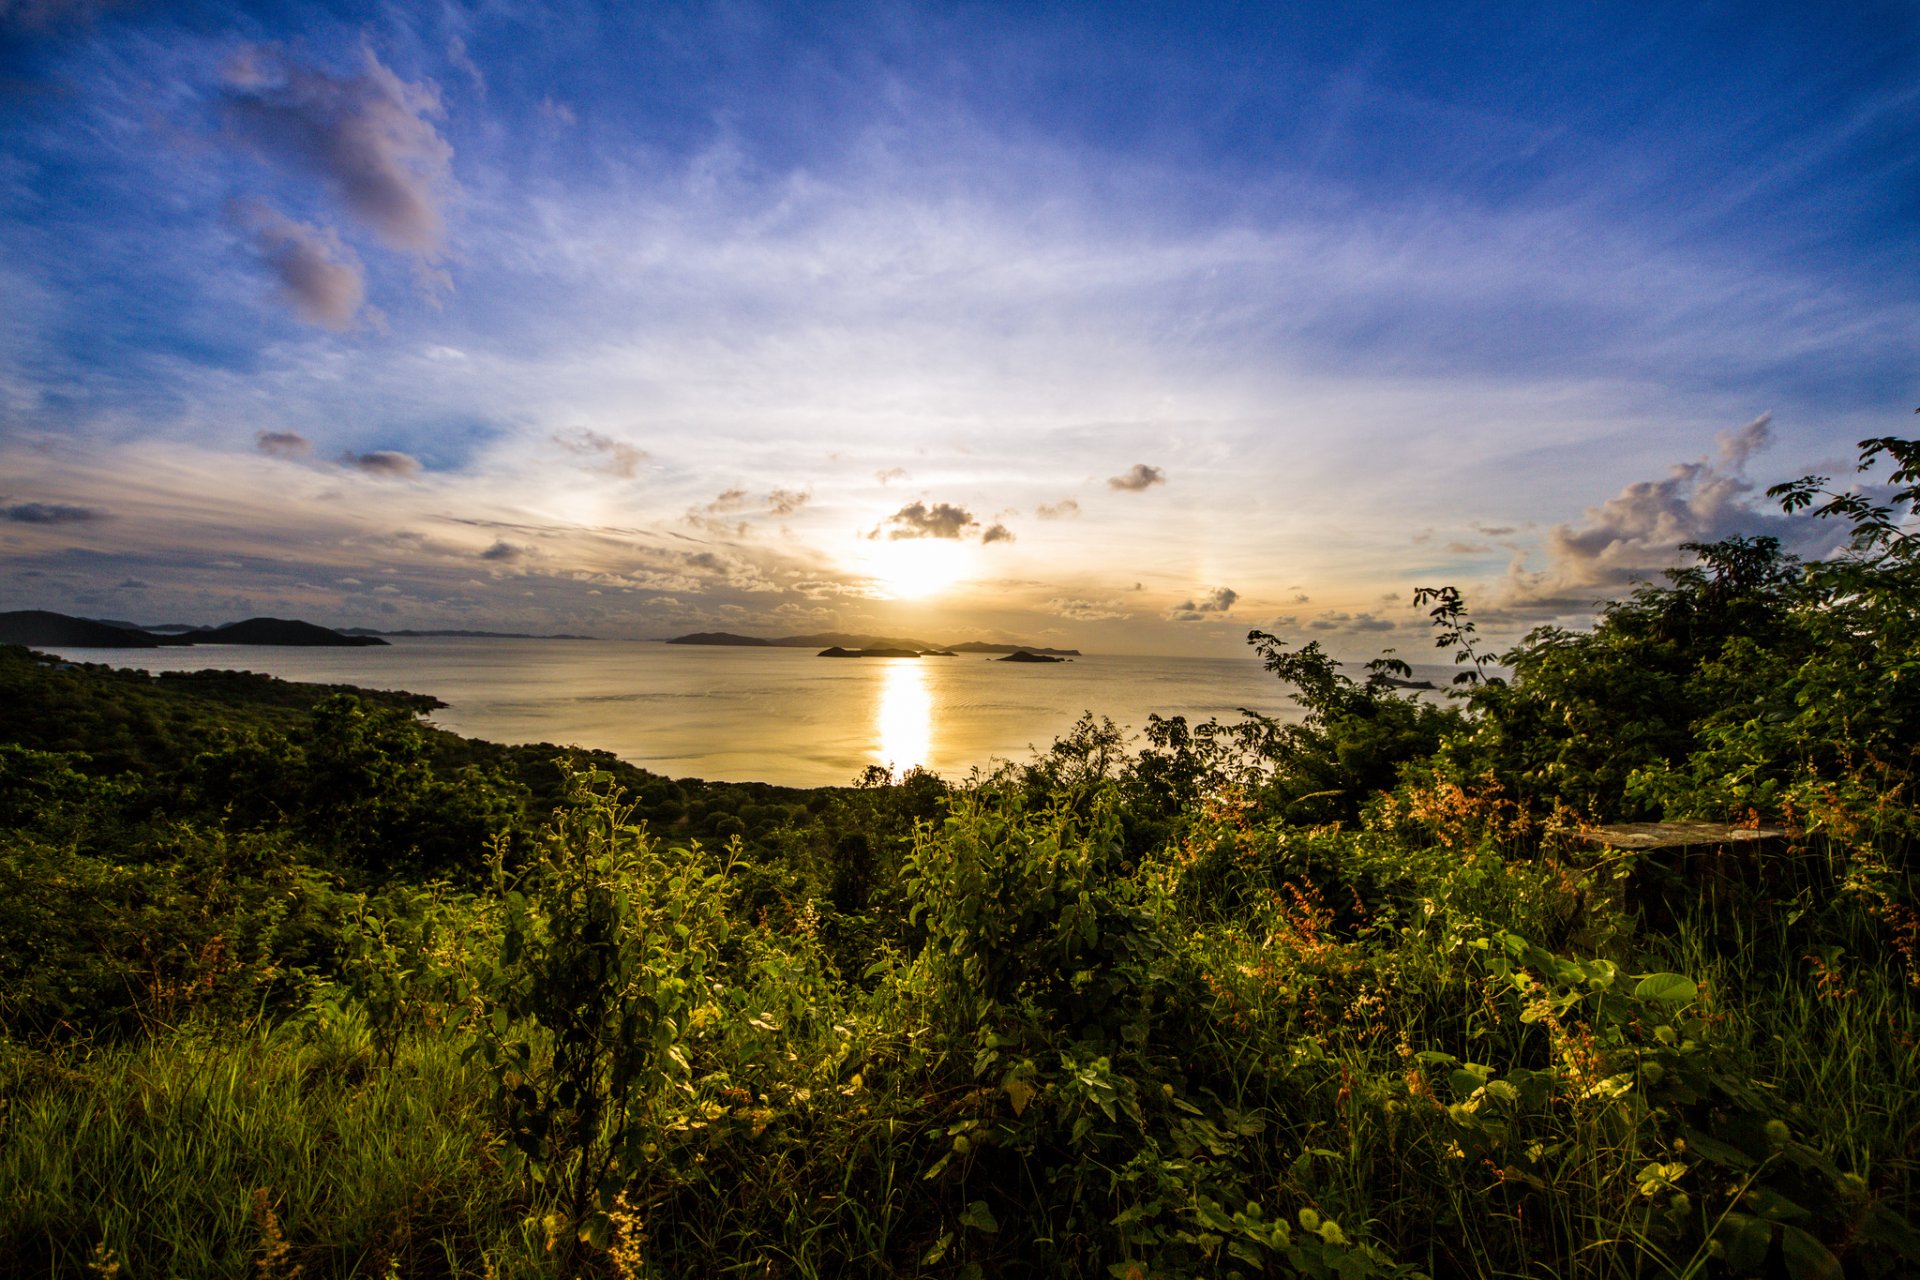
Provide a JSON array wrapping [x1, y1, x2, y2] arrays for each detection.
[[1, 438, 1916, 1278]]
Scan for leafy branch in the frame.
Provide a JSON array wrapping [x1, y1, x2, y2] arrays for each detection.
[[1766, 432, 1920, 560], [1412, 585, 1500, 685]]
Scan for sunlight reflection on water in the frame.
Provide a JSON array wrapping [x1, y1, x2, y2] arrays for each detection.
[[38, 639, 1353, 786], [875, 659, 931, 775]]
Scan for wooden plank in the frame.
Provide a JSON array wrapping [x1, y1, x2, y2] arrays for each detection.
[[1575, 820, 1786, 851]]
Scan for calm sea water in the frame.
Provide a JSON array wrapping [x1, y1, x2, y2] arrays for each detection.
[[40, 638, 1421, 788]]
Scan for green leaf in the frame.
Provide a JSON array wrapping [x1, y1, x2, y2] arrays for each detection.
[[1678, 1125, 1754, 1169], [579, 1211, 613, 1251], [1717, 1212, 1772, 1272], [1633, 973, 1699, 1006], [1448, 1070, 1486, 1097], [1858, 1206, 1920, 1259], [1778, 1224, 1840, 1280], [959, 1200, 1000, 1234], [1744, 1185, 1813, 1225]]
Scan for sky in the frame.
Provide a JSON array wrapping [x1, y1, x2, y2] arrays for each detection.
[[1, 1, 1914, 657]]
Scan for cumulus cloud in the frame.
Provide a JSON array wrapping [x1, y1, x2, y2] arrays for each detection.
[[1108, 463, 1165, 492], [3, 501, 103, 523], [1506, 415, 1820, 606], [1166, 586, 1238, 621], [981, 522, 1015, 544], [222, 45, 455, 257], [480, 539, 528, 561], [1048, 596, 1129, 621], [705, 488, 749, 513], [1035, 498, 1080, 519], [256, 430, 312, 457], [1717, 413, 1773, 469], [875, 467, 909, 485], [341, 449, 422, 478], [553, 429, 646, 477], [231, 200, 367, 329], [876, 500, 977, 540]]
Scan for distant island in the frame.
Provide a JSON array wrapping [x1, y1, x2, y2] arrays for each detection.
[[339, 627, 595, 640], [671, 630, 1080, 656], [0, 610, 387, 649], [997, 650, 1067, 663]]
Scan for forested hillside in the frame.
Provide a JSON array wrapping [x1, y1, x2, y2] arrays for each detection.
[[1, 438, 1915, 1279]]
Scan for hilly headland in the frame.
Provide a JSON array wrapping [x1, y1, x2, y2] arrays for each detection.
[[0, 609, 387, 648]]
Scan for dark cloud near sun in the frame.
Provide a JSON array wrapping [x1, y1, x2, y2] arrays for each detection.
[[1108, 464, 1165, 492], [221, 45, 455, 258], [876, 500, 976, 540], [2, 502, 105, 524], [981, 523, 1015, 544], [341, 449, 422, 478], [256, 430, 312, 457], [1035, 498, 1080, 519], [229, 199, 367, 329], [1167, 586, 1237, 621]]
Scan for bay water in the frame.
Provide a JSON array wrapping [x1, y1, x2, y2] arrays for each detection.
[[41, 638, 1449, 788]]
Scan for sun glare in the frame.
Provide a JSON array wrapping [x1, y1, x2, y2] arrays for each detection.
[[875, 660, 932, 774], [862, 537, 971, 600]]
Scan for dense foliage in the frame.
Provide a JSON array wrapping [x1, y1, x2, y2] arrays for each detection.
[[1, 439, 1916, 1278]]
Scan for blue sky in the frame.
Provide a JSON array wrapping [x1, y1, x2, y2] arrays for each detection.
[[1, 1, 1914, 652]]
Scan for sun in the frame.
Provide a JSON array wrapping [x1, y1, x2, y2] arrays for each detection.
[[861, 537, 972, 600]]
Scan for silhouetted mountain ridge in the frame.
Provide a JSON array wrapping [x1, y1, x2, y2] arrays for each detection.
[[0, 611, 385, 648]]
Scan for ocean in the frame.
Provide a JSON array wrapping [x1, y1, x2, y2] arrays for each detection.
[[39, 637, 1457, 788]]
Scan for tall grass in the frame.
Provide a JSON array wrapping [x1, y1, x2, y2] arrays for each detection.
[[0, 1023, 547, 1278], [2, 785, 1914, 1279]]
